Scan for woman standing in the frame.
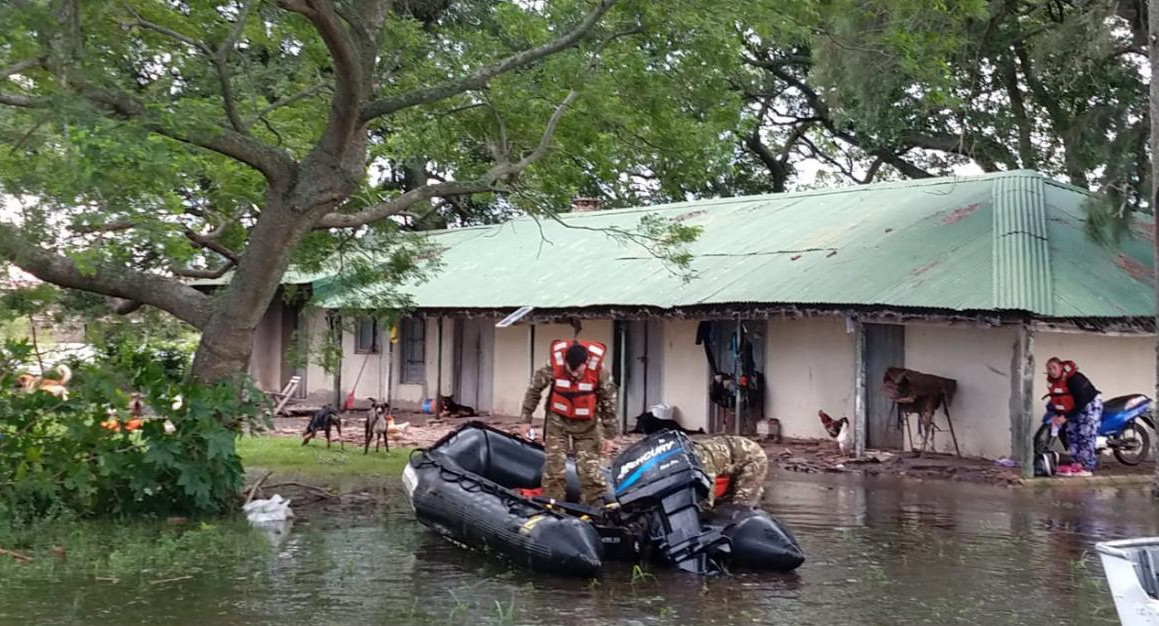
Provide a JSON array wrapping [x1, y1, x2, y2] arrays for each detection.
[[1045, 357, 1102, 477]]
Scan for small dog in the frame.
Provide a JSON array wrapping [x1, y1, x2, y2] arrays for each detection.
[[630, 410, 705, 435], [818, 410, 850, 455], [16, 364, 72, 401], [302, 404, 343, 448], [439, 395, 477, 418], [364, 397, 390, 454]]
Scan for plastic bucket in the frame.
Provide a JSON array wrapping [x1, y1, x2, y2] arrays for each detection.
[[422, 398, 436, 414]]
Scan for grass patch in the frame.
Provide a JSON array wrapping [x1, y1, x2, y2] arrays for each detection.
[[236, 435, 412, 480], [0, 516, 266, 582]]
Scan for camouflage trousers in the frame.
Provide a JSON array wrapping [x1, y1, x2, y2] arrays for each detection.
[[725, 437, 768, 506], [542, 412, 606, 505]]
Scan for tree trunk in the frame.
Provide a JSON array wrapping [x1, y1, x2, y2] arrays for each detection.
[[188, 201, 315, 385], [1149, 0, 1159, 498]]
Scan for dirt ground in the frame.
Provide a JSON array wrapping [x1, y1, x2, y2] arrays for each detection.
[[270, 406, 1154, 487]]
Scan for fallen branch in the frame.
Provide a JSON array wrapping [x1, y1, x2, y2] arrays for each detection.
[[262, 481, 338, 498], [148, 575, 194, 585], [0, 548, 33, 562], [244, 471, 273, 505]]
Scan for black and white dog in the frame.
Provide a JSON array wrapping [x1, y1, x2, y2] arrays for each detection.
[[629, 410, 705, 435]]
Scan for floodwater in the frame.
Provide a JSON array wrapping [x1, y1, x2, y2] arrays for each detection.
[[5, 471, 1157, 626]]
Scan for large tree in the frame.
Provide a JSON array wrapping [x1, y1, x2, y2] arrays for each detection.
[[0, 0, 740, 383], [724, 0, 1151, 203]]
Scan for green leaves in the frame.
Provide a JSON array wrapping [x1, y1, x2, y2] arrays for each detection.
[[0, 338, 262, 519]]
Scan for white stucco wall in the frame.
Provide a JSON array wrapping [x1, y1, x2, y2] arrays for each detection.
[[391, 317, 455, 408], [492, 326, 533, 417], [903, 324, 1017, 458], [1032, 331, 1156, 411], [339, 325, 387, 404], [767, 316, 857, 439], [662, 319, 710, 431], [248, 301, 284, 393], [303, 309, 334, 402]]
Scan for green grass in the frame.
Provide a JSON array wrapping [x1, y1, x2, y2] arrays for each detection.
[[236, 435, 412, 480]]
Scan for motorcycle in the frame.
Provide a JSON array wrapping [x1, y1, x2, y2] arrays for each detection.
[[1033, 394, 1154, 467]]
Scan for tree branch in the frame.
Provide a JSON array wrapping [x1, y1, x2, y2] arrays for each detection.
[[360, 0, 617, 122], [76, 85, 294, 182], [0, 57, 45, 81], [171, 260, 235, 280], [278, 0, 364, 155], [318, 89, 578, 229], [70, 221, 137, 234], [0, 223, 212, 328], [244, 80, 328, 128], [183, 226, 240, 263]]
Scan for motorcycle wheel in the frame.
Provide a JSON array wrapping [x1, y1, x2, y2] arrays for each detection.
[[1112, 422, 1151, 466]]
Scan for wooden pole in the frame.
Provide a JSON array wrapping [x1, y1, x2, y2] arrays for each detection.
[[853, 318, 867, 458], [734, 314, 742, 436]]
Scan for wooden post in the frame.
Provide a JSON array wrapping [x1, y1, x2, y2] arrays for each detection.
[[330, 312, 342, 407], [617, 321, 629, 435], [734, 314, 742, 436], [436, 316, 444, 411], [1011, 323, 1036, 479], [853, 318, 867, 458]]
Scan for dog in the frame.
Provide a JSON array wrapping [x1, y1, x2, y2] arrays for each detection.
[[364, 397, 390, 454], [16, 364, 72, 401], [630, 410, 705, 435], [439, 395, 477, 418], [302, 404, 343, 448]]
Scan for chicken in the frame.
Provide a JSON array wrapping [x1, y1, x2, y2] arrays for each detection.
[[386, 415, 410, 440], [818, 410, 846, 438], [818, 410, 851, 455]]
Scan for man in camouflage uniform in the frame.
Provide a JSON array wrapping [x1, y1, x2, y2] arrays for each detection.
[[520, 340, 618, 505], [691, 435, 768, 508]]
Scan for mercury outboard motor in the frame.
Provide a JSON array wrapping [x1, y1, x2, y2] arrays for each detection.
[[611, 430, 730, 575]]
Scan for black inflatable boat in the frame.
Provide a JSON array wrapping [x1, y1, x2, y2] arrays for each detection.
[[402, 422, 804, 576]]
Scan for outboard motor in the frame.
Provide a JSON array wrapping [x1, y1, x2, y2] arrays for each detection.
[[611, 430, 730, 575]]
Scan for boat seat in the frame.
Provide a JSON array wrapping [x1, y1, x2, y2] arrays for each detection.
[[1136, 546, 1159, 600]]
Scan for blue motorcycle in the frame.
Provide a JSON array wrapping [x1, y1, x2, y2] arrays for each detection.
[[1034, 394, 1154, 466]]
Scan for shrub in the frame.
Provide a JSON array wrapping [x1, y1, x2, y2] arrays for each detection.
[[0, 340, 270, 519]]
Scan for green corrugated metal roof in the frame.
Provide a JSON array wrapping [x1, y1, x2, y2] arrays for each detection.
[[310, 170, 1154, 318]]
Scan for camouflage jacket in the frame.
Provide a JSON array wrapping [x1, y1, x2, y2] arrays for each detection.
[[521, 364, 619, 438]]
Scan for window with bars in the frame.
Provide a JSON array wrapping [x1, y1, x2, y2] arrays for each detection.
[[355, 316, 379, 354], [399, 317, 426, 384]]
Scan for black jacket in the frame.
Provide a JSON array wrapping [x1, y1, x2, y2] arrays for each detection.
[[1065, 372, 1100, 418]]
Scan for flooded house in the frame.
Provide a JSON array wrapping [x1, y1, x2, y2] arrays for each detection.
[[240, 170, 1157, 465]]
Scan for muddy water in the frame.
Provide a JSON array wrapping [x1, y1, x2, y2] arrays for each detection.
[[5, 472, 1157, 626]]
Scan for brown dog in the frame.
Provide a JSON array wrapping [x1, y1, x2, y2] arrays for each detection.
[[17, 364, 72, 401]]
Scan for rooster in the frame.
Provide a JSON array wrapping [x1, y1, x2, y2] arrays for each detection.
[[818, 410, 851, 455]]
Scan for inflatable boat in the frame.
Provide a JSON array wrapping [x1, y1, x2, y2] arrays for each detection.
[[402, 422, 804, 576]]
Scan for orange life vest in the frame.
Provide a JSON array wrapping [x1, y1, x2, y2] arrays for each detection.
[[1047, 360, 1078, 414], [548, 339, 606, 420]]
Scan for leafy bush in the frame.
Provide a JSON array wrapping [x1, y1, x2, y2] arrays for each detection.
[[0, 339, 270, 519]]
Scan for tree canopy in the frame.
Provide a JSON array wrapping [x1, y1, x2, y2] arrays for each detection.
[[0, 0, 742, 381]]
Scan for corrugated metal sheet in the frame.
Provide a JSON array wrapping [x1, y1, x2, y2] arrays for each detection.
[[993, 174, 1051, 312], [310, 170, 1154, 318]]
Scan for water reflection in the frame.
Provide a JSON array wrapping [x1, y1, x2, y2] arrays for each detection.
[[3, 471, 1154, 625]]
